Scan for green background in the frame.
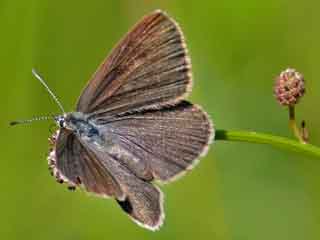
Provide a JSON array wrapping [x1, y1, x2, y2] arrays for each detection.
[[1, 0, 320, 239]]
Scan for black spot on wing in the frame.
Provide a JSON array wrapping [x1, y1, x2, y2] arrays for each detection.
[[117, 198, 133, 214]]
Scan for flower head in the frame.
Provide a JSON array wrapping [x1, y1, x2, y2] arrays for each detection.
[[274, 68, 305, 106]]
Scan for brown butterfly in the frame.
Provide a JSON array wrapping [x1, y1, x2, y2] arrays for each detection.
[[12, 10, 214, 230]]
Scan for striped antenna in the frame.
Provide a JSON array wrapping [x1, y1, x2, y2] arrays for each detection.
[[10, 115, 54, 126], [32, 69, 65, 114], [10, 69, 64, 127]]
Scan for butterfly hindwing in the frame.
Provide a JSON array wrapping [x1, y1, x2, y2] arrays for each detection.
[[115, 180, 163, 231], [50, 129, 124, 199], [50, 129, 164, 229], [95, 101, 213, 182], [79, 137, 164, 230]]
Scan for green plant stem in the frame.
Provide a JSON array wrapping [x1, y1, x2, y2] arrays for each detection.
[[215, 129, 320, 158], [288, 105, 305, 143]]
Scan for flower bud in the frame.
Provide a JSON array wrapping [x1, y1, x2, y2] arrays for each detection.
[[274, 68, 305, 106]]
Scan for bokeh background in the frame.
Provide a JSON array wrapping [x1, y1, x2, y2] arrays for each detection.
[[1, 0, 320, 239]]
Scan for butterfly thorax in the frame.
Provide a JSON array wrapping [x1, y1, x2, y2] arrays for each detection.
[[57, 112, 102, 143]]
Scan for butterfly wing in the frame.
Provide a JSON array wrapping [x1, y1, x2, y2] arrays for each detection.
[[96, 101, 213, 183], [76, 10, 192, 115], [49, 129, 124, 199], [49, 129, 164, 230], [82, 143, 164, 230]]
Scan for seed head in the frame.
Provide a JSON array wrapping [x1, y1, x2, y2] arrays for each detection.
[[274, 68, 305, 106]]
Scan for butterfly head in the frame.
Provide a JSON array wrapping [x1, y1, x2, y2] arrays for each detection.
[[54, 115, 67, 128], [54, 113, 75, 130], [54, 112, 93, 135]]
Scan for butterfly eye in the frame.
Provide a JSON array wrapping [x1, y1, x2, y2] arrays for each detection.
[[59, 119, 65, 128], [55, 116, 65, 128]]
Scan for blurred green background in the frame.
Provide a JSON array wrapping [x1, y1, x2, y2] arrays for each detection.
[[1, 0, 320, 239]]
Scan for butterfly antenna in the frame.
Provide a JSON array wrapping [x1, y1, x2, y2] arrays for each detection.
[[10, 115, 54, 126], [32, 69, 66, 114]]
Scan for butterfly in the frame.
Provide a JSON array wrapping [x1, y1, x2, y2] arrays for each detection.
[[13, 10, 214, 230]]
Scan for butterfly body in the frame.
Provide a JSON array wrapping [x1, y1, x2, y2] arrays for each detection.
[[41, 10, 213, 231], [59, 112, 102, 141]]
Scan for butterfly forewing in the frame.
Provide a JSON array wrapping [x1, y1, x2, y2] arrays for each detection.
[[76, 10, 192, 116]]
